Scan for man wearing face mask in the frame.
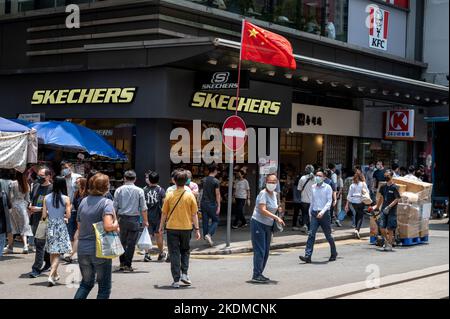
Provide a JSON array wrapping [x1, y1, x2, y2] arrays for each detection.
[[372, 170, 401, 252], [299, 170, 337, 264], [60, 161, 82, 203], [28, 167, 53, 277]]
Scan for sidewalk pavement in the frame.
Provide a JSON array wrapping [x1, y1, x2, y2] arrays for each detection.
[[191, 215, 370, 255]]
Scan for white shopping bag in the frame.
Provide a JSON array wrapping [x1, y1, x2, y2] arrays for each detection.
[[137, 227, 153, 250]]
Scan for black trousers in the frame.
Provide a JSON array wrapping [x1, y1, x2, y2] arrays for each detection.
[[351, 203, 366, 232], [31, 238, 50, 273], [299, 203, 311, 229], [167, 229, 191, 283], [118, 215, 140, 267], [233, 198, 247, 226]]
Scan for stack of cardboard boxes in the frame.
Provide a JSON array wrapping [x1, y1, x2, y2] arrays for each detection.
[[393, 177, 432, 239]]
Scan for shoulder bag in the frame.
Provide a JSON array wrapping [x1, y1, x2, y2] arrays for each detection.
[[165, 190, 186, 230]]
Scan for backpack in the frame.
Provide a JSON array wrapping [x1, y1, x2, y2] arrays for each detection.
[[145, 185, 163, 210]]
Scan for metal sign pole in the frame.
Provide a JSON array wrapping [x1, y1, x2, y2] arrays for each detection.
[[226, 152, 234, 248]]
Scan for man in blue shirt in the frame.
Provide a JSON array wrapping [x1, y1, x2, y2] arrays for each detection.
[[299, 170, 337, 263]]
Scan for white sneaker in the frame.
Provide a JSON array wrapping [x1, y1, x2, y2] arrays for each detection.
[[205, 234, 214, 247], [48, 277, 56, 287], [22, 247, 29, 254], [172, 281, 181, 289], [292, 227, 301, 231], [181, 274, 192, 286], [301, 226, 308, 233], [3, 247, 13, 254], [355, 230, 361, 240]]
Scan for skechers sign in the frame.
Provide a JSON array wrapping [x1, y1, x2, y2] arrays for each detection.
[[195, 71, 249, 90], [191, 92, 281, 115], [31, 88, 137, 105]]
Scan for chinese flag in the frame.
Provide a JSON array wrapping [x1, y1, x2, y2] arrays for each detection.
[[241, 21, 296, 70]]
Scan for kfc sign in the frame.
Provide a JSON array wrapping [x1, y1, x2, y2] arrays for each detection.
[[385, 110, 415, 140], [381, 0, 409, 9], [369, 7, 390, 51]]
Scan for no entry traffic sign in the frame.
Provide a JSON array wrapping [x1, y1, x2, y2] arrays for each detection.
[[222, 115, 247, 151]]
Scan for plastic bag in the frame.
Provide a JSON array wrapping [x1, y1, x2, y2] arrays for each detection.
[[137, 227, 153, 250], [93, 221, 124, 259]]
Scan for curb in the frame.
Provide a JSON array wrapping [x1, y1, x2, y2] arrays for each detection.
[[191, 230, 371, 256]]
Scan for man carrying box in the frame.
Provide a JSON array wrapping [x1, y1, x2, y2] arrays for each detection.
[[372, 170, 401, 252]]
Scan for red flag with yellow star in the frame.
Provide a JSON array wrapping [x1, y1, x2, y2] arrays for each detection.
[[241, 21, 296, 70]]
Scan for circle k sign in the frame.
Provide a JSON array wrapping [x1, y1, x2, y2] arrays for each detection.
[[385, 110, 415, 140], [222, 115, 247, 151]]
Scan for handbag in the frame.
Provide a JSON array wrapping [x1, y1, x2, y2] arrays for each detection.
[[361, 183, 373, 205], [35, 218, 48, 240]]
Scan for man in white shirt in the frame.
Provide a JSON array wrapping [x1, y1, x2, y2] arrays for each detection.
[[61, 161, 82, 202], [296, 165, 315, 232], [299, 170, 337, 264], [404, 165, 420, 181]]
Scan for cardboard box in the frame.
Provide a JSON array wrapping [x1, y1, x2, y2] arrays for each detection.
[[397, 204, 421, 224], [398, 223, 420, 239], [419, 219, 429, 237], [401, 192, 419, 203], [392, 177, 433, 201]]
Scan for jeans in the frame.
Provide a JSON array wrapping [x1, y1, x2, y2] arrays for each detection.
[[299, 203, 311, 229], [67, 210, 78, 242], [118, 215, 140, 267], [251, 219, 272, 278], [74, 255, 112, 299], [350, 203, 365, 232], [233, 198, 247, 226], [305, 211, 337, 259], [292, 203, 301, 227], [167, 229, 191, 282], [31, 238, 50, 274], [201, 202, 219, 237], [0, 233, 6, 257]]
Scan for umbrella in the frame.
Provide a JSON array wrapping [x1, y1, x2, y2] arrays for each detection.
[[0, 117, 31, 132], [29, 121, 127, 161]]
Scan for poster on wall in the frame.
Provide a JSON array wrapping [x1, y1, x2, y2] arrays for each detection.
[[385, 110, 415, 140], [369, 7, 390, 51]]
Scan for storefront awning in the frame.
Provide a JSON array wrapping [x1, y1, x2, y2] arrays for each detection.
[[212, 38, 449, 106]]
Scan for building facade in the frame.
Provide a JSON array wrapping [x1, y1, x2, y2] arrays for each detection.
[[0, 0, 448, 202]]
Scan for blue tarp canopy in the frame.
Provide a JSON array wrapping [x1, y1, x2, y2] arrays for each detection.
[[0, 117, 30, 132], [28, 121, 127, 161]]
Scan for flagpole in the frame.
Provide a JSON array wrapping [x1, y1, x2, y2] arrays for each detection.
[[235, 19, 245, 117]]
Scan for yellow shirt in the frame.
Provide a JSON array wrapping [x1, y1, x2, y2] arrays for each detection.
[[162, 188, 198, 230]]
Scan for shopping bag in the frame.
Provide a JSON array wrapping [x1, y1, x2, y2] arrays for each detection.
[[35, 219, 48, 240], [93, 221, 124, 259], [137, 227, 153, 250]]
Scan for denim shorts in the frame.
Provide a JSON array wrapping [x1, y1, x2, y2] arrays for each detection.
[[379, 211, 397, 230]]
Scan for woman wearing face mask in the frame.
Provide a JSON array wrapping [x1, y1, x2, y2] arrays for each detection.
[[250, 174, 285, 283], [345, 171, 368, 239]]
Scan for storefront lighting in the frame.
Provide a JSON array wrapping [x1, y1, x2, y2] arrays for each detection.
[[267, 71, 275, 76], [394, 92, 400, 97], [301, 76, 309, 82], [344, 84, 352, 89], [330, 82, 338, 87], [382, 90, 389, 95], [415, 96, 421, 100], [358, 86, 365, 92], [207, 58, 218, 65], [316, 80, 324, 85], [405, 94, 411, 98], [425, 98, 430, 102], [250, 67, 257, 73], [434, 99, 440, 103], [230, 63, 238, 69], [370, 88, 377, 94], [443, 101, 448, 105], [284, 73, 293, 79]]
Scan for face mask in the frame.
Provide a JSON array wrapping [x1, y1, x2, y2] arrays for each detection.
[[37, 176, 45, 184], [62, 168, 71, 177], [315, 176, 323, 184], [385, 176, 391, 181], [145, 178, 150, 185], [185, 179, 191, 186], [266, 183, 277, 192]]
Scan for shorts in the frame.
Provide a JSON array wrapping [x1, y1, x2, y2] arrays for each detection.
[[379, 211, 397, 230], [148, 219, 161, 236]]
